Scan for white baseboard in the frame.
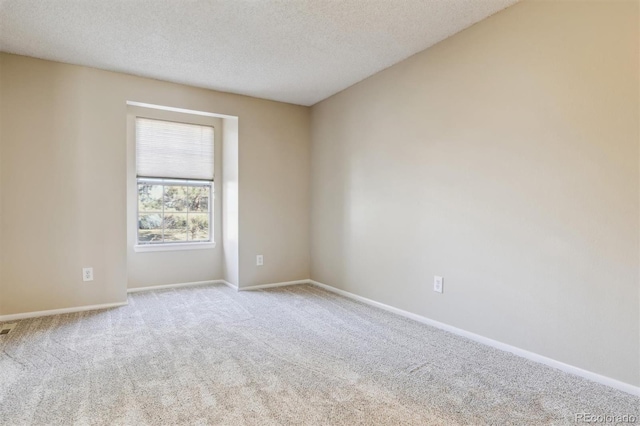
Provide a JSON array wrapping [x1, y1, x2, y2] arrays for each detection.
[[221, 280, 239, 290], [127, 278, 305, 294], [0, 301, 128, 322], [1, 280, 239, 321], [309, 280, 640, 397], [239, 279, 309, 291], [127, 279, 237, 293]]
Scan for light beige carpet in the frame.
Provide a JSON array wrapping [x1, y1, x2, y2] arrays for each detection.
[[0, 284, 638, 425]]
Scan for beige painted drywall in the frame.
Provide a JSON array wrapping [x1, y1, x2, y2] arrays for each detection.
[[0, 52, 310, 315], [310, 0, 639, 386], [126, 106, 223, 289], [0, 61, 3, 314], [0, 56, 128, 315], [222, 117, 240, 286]]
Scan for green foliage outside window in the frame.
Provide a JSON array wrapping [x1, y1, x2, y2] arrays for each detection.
[[138, 182, 211, 243]]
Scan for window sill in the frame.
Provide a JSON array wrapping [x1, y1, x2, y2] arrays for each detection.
[[134, 242, 216, 253]]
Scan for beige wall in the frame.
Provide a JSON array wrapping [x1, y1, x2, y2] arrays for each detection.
[[0, 52, 311, 314], [0, 61, 3, 313], [222, 117, 240, 286], [237, 99, 310, 288], [310, 0, 639, 386]]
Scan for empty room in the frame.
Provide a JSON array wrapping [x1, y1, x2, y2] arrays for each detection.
[[0, 0, 638, 424]]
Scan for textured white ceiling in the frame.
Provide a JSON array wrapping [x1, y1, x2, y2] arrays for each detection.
[[0, 0, 518, 106]]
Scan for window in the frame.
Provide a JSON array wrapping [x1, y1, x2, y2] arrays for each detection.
[[135, 118, 214, 247]]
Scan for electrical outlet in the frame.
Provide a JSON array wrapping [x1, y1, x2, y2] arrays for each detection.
[[256, 255, 264, 266], [434, 276, 443, 293], [83, 267, 94, 282]]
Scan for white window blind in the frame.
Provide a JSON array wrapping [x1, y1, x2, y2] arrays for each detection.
[[136, 118, 214, 180]]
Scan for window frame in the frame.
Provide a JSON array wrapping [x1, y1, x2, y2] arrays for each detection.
[[135, 177, 214, 250], [133, 117, 216, 253]]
